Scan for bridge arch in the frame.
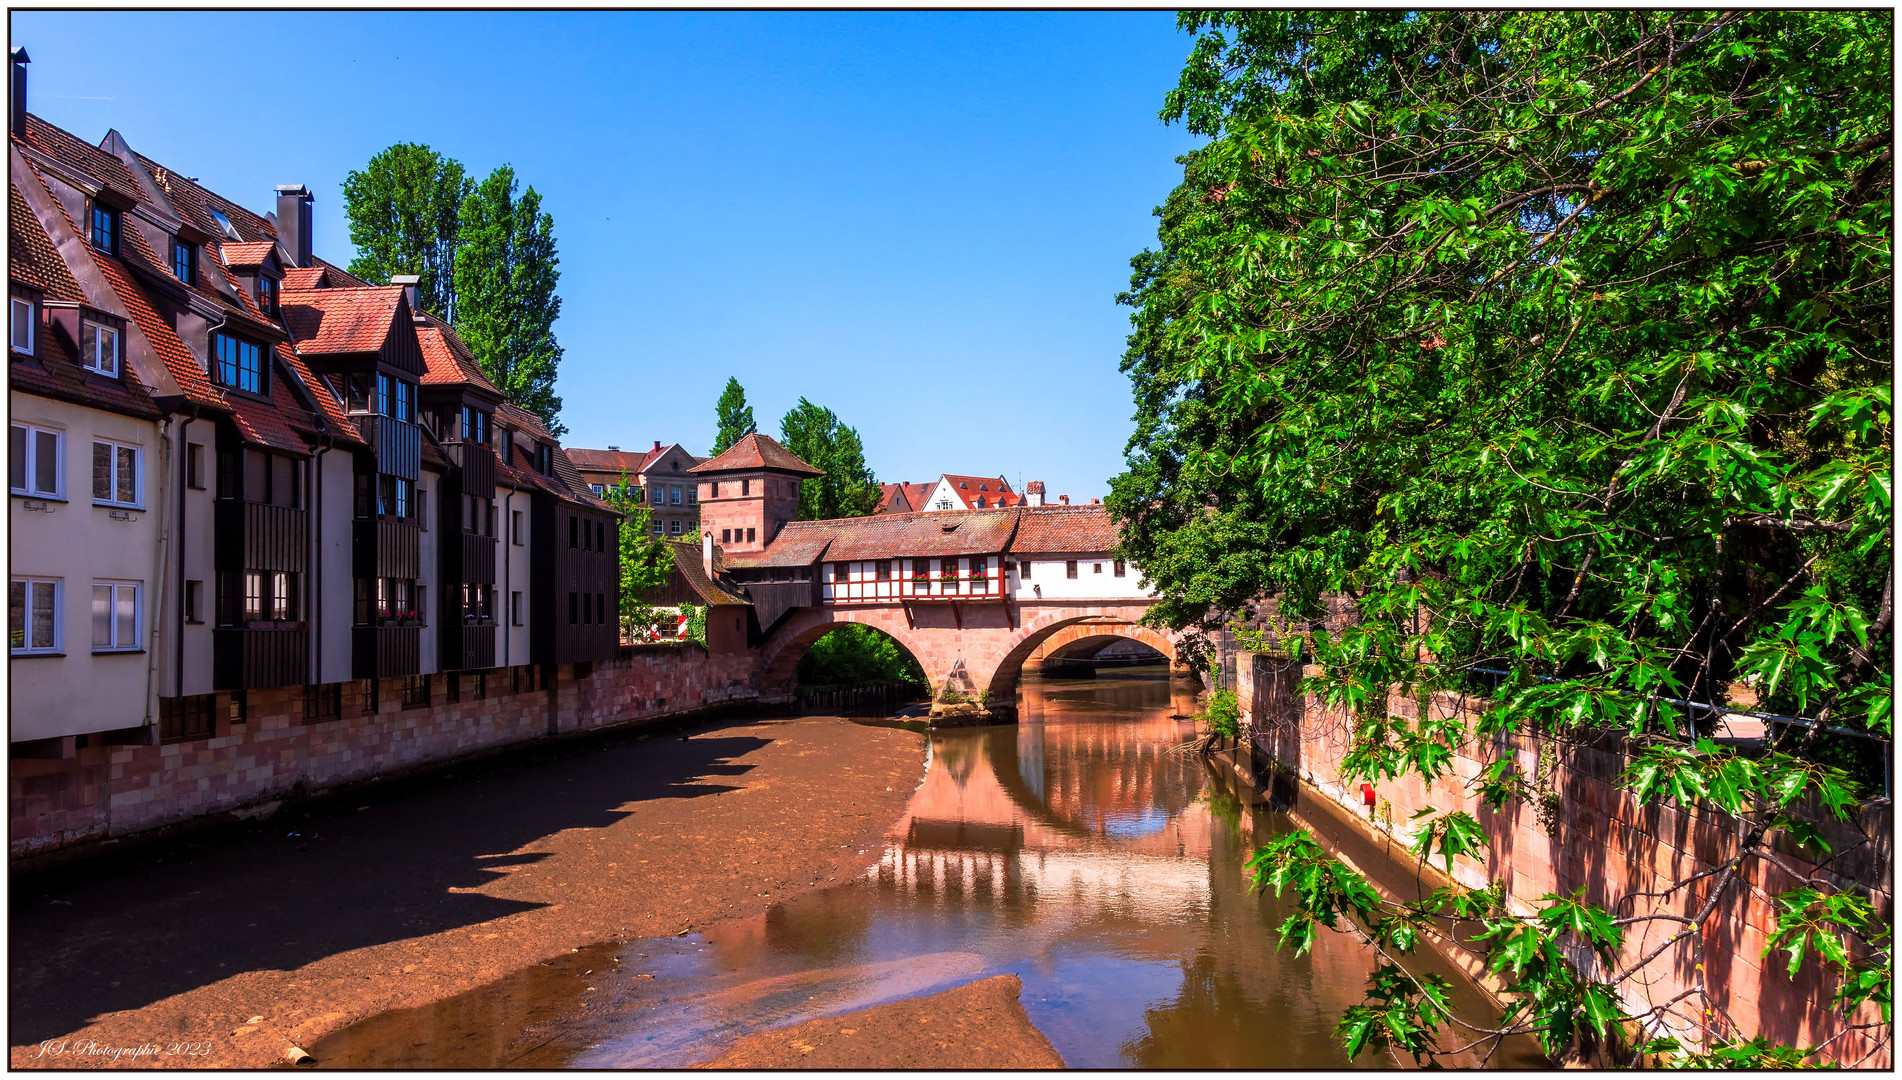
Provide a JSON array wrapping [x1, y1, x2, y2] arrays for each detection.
[[981, 616, 1179, 703], [760, 607, 937, 698]]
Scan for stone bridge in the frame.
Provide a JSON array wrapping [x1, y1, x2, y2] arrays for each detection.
[[759, 600, 1188, 710]]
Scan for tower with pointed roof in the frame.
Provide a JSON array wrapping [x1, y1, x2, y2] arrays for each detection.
[[689, 432, 822, 554]]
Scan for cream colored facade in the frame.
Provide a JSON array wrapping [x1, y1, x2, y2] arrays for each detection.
[[10, 392, 169, 741]]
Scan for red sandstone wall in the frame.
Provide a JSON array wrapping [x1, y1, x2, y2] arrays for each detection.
[[1230, 654, 1892, 1067], [10, 645, 762, 859]]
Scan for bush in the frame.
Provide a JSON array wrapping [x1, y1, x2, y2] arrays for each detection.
[[1203, 688, 1241, 739]]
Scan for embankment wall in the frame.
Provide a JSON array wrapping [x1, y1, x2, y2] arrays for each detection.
[[1224, 648, 1891, 1067], [10, 645, 761, 859]]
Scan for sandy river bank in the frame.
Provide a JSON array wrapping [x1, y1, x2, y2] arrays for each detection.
[[10, 714, 932, 1069]]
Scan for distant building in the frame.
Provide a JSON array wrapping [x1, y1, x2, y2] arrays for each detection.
[[568, 441, 705, 539], [878, 474, 1024, 514]]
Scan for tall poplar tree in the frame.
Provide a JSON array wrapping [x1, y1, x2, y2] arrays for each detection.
[[712, 377, 757, 455], [453, 165, 566, 435], [341, 144, 471, 321], [779, 398, 880, 520]]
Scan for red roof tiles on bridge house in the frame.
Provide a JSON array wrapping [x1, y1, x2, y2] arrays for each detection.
[[689, 432, 824, 477], [726, 503, 1122, 570]]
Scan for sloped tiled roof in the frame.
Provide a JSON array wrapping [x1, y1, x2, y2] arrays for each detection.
[[218, 240, 277, 266], [688, 432, 822, 477], [25, 116, 145, 204], [569, 447, 653, 475], [272, 339, 364, 447], [665, 541, 752, 607], [749, 509, 1022, 565], [280, 285, 404, 353], [310, 256, 372, 288], [876, 481, 934, 515], [939, 473, 1023, 509], [281, 266, 328, 290], [8, 179, 83, 303], [1009, 504, 1120, 552], [415, 316, 501, 395]]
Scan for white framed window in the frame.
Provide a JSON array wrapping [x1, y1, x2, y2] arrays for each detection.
[[92, 581, 140, 651], [590, 483, 605, 496], [10, 296, 35, 354], [669, 518, 682, 534], [670, 486, 682, 505], [80, 318, 121, 377], [10, 577, 61, 654], [92, 439, 141, 507], [651, 520, 663, 536], [10, 423, 63, 498]]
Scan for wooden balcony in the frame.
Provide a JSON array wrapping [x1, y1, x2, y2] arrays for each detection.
[[445, 440, 495, 499], [360, 413, 421, 481], [446, 621, 496, 671], [212, 625, 308, 690], [213, 501, 308, 573], [827, 576, 1005, 603], [354, 518, 421, 580], [459, 530, 497, 585], [352, 624, 421, 679]]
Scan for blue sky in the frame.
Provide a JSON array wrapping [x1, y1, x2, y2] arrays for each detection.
[[12, 11, 1201, 501]]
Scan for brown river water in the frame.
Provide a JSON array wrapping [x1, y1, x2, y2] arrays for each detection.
[[314, 667, 1535, 1069]]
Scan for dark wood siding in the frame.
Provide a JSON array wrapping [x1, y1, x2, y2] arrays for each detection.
[[213, 501, 308, 573], [530, 495, 620, 665], [446, 441, 494, 499], [460, 531, 497, 585], [447, 623, 496, 671], [355, 519, 421, 580], [366, 414, 421, 481], [352, 625, 421, 678], [212, 626, 308, 689]]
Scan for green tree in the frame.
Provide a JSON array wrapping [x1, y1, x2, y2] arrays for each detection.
[[1114, 10, 1891, 1066], [779, 398, 880, 520], [604, 470, 675, 640], [341, 144, 472, 321], [454, 165, 566, 435], [795, 624, 926, 690], [712, 377, 757, 455]]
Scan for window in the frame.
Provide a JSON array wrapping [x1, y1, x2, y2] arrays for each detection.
[[1094, 563, 1103, 574], [362, 677, 380, 716], [10, 423, 63, 497], [1067, 560, 1079, 579], [746, 527, 755, 543], [591, 483, 605, 496], [377, 373, 390, 417], [10, 295, 34, 354], [669, 519, 682, 535], [89, 203, 119, 252], [912, 559, 930, 586], [876, 560, 891, 581], [395, 378, 411, 423], [213, 333, 263, 394], [10, 578, 60, 653], [1114, 560, 1126, 578], [271, 572, 298, 621], [721, 529, 731, 543], [511, 591, 523, 626], [1019, 561, 1031, 579], [342, 372, 373, 414], [91, 581, 139, 651], [184, 579, 202, 623], [596, 521, 605, 550], [687, 486, 697, 505], [80, 318, 120, 377], [741, 479, 750, 497], [171, 238, 195, 283], [257, 274, 278, 316], [229, 690, 249, 726], [512, 510, 524, 545], [161, 693, 217, 742], [91, 440, 140, 506], [833, 563, 849, 584], [651, 520, 663, 536], [972, 557, 989, 588], [669, 486, 681, 505], [243, 571, 265, 621], [401, 674, 430, 710], [206, 206, 239, 240], [445, 671, 461, 704], [187, 443, 204, 489], [304, 683, 342, 723], [569, 592, 578, 624], [460, 406, 488, 444]]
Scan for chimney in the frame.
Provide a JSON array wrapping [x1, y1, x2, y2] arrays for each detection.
[[607, 444, 619, 451], [1058, 495, 1069, 505], [702, 529, 715, 579], [1025, 481, 1044, 508], [1091, 498, 1100, 504], [10, 48, 28, 141], [653, 440, 662, 452], [391, 274, 421, 314], [274, 184, 313, 268]]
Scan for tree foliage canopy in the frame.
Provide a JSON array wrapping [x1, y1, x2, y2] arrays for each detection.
[[1111, 9, 1891, 1065], [779, 398, 881, 520], [713, 377, 757, 456], [453, 165, 566, 435], [341, 143, 472, 321]]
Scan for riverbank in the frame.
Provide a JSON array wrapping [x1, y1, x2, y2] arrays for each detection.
[[9, 714, 925, 1070]]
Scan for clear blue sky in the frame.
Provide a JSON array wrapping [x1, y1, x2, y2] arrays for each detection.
[[12, 11, 1201, 501]]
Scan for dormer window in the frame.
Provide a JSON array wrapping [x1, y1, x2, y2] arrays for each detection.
[[212, 331, 264, 394], [171, 239, 195, 284], [206, 207, 240, 241], [340, 372, 374, 415], [89, 203, 119, 253], [460, 405, 489, 444], [256, 274, 278, 316], [80, 317, 122, 377], [535, 443, 553, 476], [10, 292, 36, 355]]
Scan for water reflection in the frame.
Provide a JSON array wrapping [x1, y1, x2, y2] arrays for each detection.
[[316, 668, 1520, 1069]]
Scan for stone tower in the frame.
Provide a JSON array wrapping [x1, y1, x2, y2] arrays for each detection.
[[688, 433, 823, 553]]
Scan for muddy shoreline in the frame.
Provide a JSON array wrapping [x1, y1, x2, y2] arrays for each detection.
[[9, 714, 927, 1070]]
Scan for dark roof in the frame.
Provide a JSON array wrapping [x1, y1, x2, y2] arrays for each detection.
[[665, 541, 751, 607], [688, 432, 822, 477], [743, 509, 1023, 565]]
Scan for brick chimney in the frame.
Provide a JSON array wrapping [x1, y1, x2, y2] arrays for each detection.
[[1025, 481, 1044, 508], [274, 184, 312, 268], [702, 529, 714, 579], [1058, 495, 1069, 505], [10, 48, 28, 141]]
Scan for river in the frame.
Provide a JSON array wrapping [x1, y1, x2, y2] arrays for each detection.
[[314, 667, 1527, 1068]]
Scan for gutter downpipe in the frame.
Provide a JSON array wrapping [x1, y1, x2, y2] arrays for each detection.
[[312, 439, 329, 688], [144, 414, 175, 741], [503, 487, 513, 668], [172, 406, 197, 721]]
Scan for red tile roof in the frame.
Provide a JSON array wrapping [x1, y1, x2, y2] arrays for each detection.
[[569, 447, 654, 475], [281, 266, 328, 290], [8, 179, 83, 303], [218, 240, 277, 266], [280, 285, 404, 353], [1009, 504, 1120, 552], [876, 481, 934, 514], [415, 316, 501, 395], [273, 340, 365, 447], [688, 432, 822, 477], [24, 116, 145, 205], [939, 473, 1023, 509], [310, 257, 372, 288]]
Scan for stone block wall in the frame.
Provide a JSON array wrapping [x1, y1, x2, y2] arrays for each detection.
[[10, 644, 762, 859], [1226, 648, 1892, 1067]]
